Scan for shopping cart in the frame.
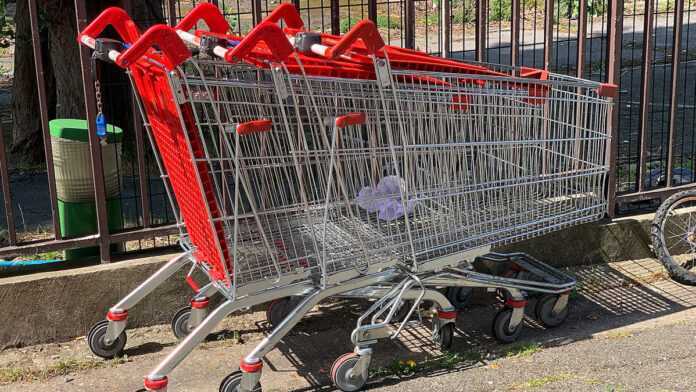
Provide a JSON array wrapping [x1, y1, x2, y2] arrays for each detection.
[[79, 4, 613, 391]]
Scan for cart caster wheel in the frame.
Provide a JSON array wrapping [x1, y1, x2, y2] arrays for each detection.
[[266, 296, 302, 328], [535, 295, 569, 328], [219, 370, 262, 392], [331, 353, 370, 392], [171, 306, 193, 339], [87, 320, 126, 359], [446, 287, 473, 309], [433, 322, 454, 350], [492, 308, 523, 344]]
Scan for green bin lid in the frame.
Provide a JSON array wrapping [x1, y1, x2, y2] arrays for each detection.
[[49, 119, 123, 143]]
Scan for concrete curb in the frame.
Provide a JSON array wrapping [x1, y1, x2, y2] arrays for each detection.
[[0, 214, 657, 349]]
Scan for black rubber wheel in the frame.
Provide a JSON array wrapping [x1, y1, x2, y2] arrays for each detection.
[[652, 189, 696, 285], [534, 295, 569, 328], [219, 370, 262, 392], [492, 308, 523, 344], [331, 353, 370, 392], [266, 297, 303, 328], [445, 287, 473, 309], [87, 320, 127, 359], [433, 322, 454, 350], [171, 306, 193, 340]]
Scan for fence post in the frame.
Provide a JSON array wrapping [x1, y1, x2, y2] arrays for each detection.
[[368, 0, 377, 22], [575, 0, 586, 77], [405, 0, 416, 49], [605, 0, 623, 217], [28, 0, 62, 241], [666, 0, 685, 188], [510, 0, 520, 70], [543, 0, 554, 70], [637, 0, 654, 193], [440, 0, 450, 57], [476, 0, 487, 62], [74, 0, 112, 263], [331, 0, 340, 35]]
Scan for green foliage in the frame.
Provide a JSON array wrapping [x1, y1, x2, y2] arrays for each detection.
[[0, 0, 14, 49], [487, 0, 606, 22], [224, 8, 239, 31], [341, 15, 399, 33]]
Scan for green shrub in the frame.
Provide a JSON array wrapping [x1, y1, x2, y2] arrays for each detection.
[[341, 15, 399, 33]]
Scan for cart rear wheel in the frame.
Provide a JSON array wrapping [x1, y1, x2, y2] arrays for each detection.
[[492, 308, 522, 344], [219, 370, 262, 392], [445, 287, 473, 309], [171, 306, 193, 339], [266, 297, 302, 328], [433, 322, 454, 349], [535, 295, 569, 328], [331, 353, 370, 391], [652, 189, 696, 285], [87, 320, 126, 359]]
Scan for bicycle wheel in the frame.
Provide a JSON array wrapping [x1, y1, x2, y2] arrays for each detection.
[[652, 189, 696, 285]]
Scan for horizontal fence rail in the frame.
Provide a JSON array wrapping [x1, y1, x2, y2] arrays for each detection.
[[0, 0, 693, 265]]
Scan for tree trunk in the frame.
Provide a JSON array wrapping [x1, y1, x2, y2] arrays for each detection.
[[10, 0, 164, 165], [10, 0, 53, 164]]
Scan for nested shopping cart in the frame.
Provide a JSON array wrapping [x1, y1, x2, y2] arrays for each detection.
[[79, 4, 614, 391]]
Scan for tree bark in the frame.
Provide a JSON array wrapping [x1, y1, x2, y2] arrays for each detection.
[[10, 0, 54, 164]]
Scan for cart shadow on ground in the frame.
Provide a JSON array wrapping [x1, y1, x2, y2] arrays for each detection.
[[246, 258, 696, 391]]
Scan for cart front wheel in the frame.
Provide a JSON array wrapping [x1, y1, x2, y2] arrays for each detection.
[[219, 370, 262, 392], [433, 322, 454, 349], [535, 295, 569, 328], [331, 353, 370, 391], [87, 320, 126, 359], [171, 306, 193, 339], [492, 308, 523, 343]]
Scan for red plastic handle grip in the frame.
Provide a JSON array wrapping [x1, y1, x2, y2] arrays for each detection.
[[335, 112, 366, 128], [237, 119, 273, 135], [325, 20, 385, 59], [263, 3, 305, 30], [77, 7, 140, 45], [175, 2, 230, 34], [116, 25, 191, 70], [224, 22, 294, 63]]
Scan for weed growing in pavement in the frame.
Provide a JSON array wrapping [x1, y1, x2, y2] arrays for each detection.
[[0, 356, 129, 384], [513, 373, 573, 389], [369, 350, 483, 379], [501, 341, 542, 358]]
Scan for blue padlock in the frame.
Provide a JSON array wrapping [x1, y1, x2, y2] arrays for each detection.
[[96, 112, 107, 139]]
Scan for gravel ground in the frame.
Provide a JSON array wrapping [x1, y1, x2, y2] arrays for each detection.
[[1, 258, 696, 392]]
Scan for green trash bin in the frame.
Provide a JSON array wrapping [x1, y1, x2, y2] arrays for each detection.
[[49, 119, 124, 260]]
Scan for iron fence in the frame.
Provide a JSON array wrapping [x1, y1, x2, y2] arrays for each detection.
[[0, 0, 693, 265]]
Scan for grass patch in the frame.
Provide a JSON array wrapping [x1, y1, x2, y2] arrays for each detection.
[[502, 342, 542, 358], [0, 356, 128, 384], [370, 350, 482, 378], [513, 373, 573, 389], [605, 330, 633, 339]]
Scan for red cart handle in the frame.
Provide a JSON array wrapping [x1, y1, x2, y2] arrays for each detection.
[[225, 22, 294, 63], [325, 20, 385, 59], [263, 3, 305, 30], [77, 7, 140, 46], [117, 25, 191, 70], [175, 2, 230, 34]]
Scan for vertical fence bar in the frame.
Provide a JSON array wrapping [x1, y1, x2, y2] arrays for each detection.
[[132, 96, 151, 228], [637, 0, 654, 192], [605, 0, 623, 217], [666, 0, 684, 188], [75, 0, 112, 263], [253, 0, 263, 25], [331, 0, 340, 35], [167, 0, 177, 26], [576, 0, 587, 78], [28, 0, 62, 241], [405, 0, 416, 49], [368, 0, 377, 22], [476, 0, 488, 62], [440, 0, 450, 57], [543, 0, 554, 70], [0, 124, 16, 245], [510, 0, 520, 69]]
